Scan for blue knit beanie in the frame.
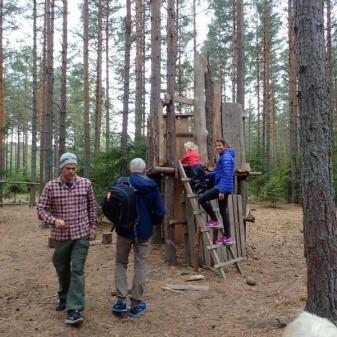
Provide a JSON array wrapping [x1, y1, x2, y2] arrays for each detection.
[[59, 152, 77, 169]]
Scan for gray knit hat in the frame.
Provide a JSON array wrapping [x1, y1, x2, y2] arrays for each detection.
[[59, 152, 77, 169]]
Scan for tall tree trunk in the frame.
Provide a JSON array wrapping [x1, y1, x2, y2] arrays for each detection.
[[94, 0, 103, 152], [9, 127, 13, 174], [30, 0, 38, 206], [135, 0, 143, 142], [288, 0, 299, 203], [0, 0, 5, 191], [83, 0, 90, 178], [165, 0, 177, 265], [295, 0, 337, 321], [175, 0, 181, 114], [59, 0, 68, 157], [262, 0, 271, 172], [205, 56, 215, 164], [23, 121, 28, 170], [149, 0, 161, 167], [120, 0, 131, 175], [16, 127, 20, 173], [236, 0, 245, 110], [325, 0, 334, 139], [255, 14, 261, 158], [141, 2, 146, 138], [44, 0, 54, 182], [39, 1, 47, 188], [231, 0, 237, 103], [105, 0, 110, 152], [149, 0, 162, 243]]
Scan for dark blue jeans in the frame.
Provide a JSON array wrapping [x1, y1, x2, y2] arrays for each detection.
[[198, 188, 230, 236]]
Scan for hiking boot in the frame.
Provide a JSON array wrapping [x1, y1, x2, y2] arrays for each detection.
[[128, 301, 147, 318], [206, 220, 220, 228], [112, 297, 128, 313], [65, 310, 84, 325], [55, 299, 66, 311]]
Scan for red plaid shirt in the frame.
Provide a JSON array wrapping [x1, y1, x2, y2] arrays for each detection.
[[37, 175, 98, 240]]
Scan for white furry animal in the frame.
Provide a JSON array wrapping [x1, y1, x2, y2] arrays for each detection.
[[282, 311, 337, 337]]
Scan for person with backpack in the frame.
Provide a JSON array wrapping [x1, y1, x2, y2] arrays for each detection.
[[37, 152, 98, 326], [111, 158, 166, 317]]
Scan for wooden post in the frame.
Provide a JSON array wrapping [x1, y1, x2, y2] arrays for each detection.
[[194, 51, 208, 163], [164, 0, 177, 266], [102, 233, 112, 244], [0, 181, 3, 207], [222, 102, 247, 215]]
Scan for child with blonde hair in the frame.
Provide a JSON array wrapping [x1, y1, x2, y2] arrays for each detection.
[[180, 141, 207, 194]]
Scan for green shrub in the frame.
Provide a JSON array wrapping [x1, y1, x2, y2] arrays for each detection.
[[3, 169, 30, 197]]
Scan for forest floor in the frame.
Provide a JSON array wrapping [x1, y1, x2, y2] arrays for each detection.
[[0, 201, 306, 337]]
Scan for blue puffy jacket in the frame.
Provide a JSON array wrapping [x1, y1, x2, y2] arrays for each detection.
[[206, 148, 235, 193], [116, 173, 166, 241]]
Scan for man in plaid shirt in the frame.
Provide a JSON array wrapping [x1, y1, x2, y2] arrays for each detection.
[[37, 152, 98, 326]]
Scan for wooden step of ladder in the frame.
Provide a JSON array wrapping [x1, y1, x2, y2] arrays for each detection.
[[177, 160, 243, 279]]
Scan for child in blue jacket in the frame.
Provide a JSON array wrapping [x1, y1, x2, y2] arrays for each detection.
[[198, 139, 235, 245]]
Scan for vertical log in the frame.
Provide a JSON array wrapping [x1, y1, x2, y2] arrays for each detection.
[[30, 0, 38, 207], [194, 50, 208, 162], [165, 0, 177, 265], [83, 0, 90, 178]]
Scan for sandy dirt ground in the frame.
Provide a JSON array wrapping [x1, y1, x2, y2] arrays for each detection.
[[0, 202, 306, 337]]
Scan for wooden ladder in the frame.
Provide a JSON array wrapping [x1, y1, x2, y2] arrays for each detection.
[[177, 160, 243, 279]]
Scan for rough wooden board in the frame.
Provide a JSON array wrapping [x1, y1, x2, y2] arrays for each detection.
[[165, 284, 209, 291], [185, 275, 205, 282]]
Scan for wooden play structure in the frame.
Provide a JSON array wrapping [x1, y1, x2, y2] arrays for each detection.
[[147, 51, 253, 279]]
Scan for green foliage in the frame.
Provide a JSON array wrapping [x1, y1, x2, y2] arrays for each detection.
[[88, 140, 146, 202], [249, 164, 290, 207], [3, 169, 30, 196]]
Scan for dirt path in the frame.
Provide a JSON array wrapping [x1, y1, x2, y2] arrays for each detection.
[[0, 203, 305, 337]]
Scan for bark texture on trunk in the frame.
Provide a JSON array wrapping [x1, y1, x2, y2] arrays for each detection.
[[165, 0, 177, 265], [83, 0, 90, 178], [295, 0, 337, 321]]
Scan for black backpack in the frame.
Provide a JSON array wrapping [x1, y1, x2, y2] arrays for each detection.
[[101, 177, 138, 230]]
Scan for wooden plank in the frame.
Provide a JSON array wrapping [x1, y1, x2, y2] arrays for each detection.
[[163, 93, 194, 106], [222, 103, 246, 171], [174, 95, 194, 106], [180, 194, 191, 266], [207, 243, 224, 250], [194, 51, 208, 163], [213, 257, 243, 269], [227, 245, 244, 275], [165, 284, 209, 291], [232, 195, 241, 257], [0, 180, 40, 185], [228, 195, 238, 258], [237, 195, 246, 256], [185, 193, 195, 267]]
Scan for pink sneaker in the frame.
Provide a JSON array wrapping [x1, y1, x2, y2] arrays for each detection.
[[223, 236, 233, 246], [206, 220, 220, 228], [215, 235, 227, 244]]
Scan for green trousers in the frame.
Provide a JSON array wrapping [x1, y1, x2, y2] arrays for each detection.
[[52, 238, 89, 311]]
